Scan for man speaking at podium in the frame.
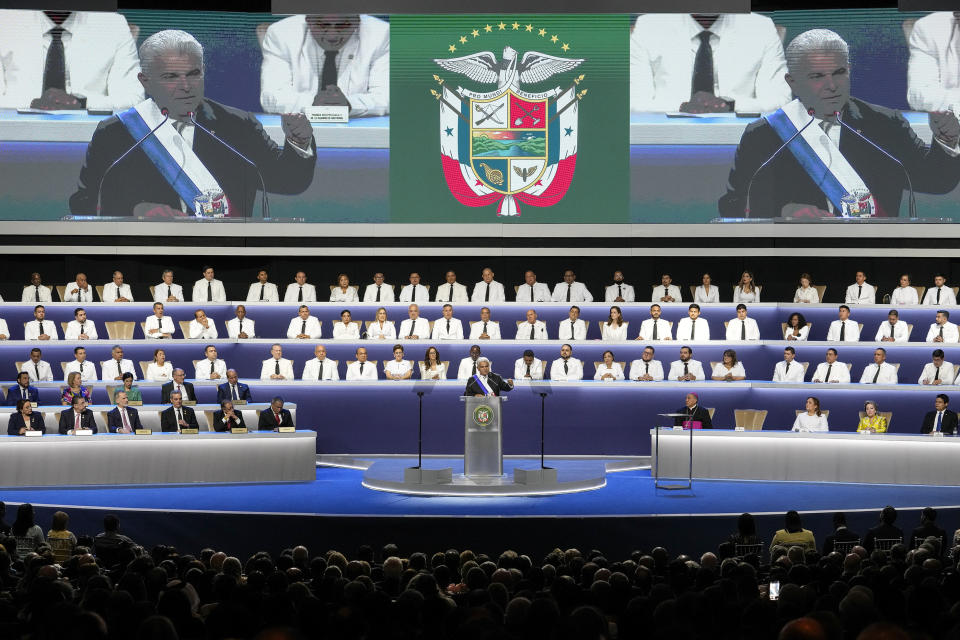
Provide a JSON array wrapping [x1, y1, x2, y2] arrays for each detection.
[[719, 29, 960, 218], [464, 358, 514, 397], [69, 29, 316, 217]]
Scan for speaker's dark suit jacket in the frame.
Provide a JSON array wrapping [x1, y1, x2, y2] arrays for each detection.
[[921, 409, 958, 434], [463, 372, 514, 396], [258, 408, 294, 431], [216, 382, 252, 403], [107, 406, 143, 433], [58, 408, 97, 434], [160, 405, 199, 432]]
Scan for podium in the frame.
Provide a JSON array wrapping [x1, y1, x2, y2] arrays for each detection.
[[461, 396, 506, 477]]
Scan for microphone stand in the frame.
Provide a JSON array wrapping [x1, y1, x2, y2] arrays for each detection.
[[539, 392, 548, 469], [97, 110, 169, 215], [415, 391, 424, 469], [744, 109, 816, 218]]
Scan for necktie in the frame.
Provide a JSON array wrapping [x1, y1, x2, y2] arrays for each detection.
[[320, 50, 338, 89], [529, 324, 535, 339], [690, 318, 696, 340], [873, 366, 881, 383], [167, 285, 172, 299], [34, 363, 40, 379], [570, 321, 575, 339], [692, 31, 714, 96], [43, 27, 66, 91], [839, 321, 846, 341], [890, 322, 895, 338], [940, 326, 944, 340], [448, 284, 454, 300], [275, 411, 282, 424], [34, 286, 40, 302], [683, 362, 689, 377], [39, 321, 45, 336], [407, 320, 415, 337], [938, 288, 942, 304], [485, 283, 490, 302], [274, 360, 280, 375], [78, 288, 83, 302], [652, 320, 658, 340], [825, 364, 833, 382], [530, 286, 535, 302], [645, 362, 650, 374], [376, 285, 381, 302], [318, 361, 324, 380], [232, 385, 239, 400], [210, 361, 215, 375], [411, 284, 417, 301], [176, 408, 183, 427], [298, 286, 303, 302], [207, 281, 212, 301], [446, 319, 451, 334], [156, 317, 162, 332], [259, 284, 265, 301], [238, 319, 243, 334], [566, 283, 572, 302], [472, 361, 477, 375], [858, 285, 863, 300], [937, 411, 943, 432], [564, 360, 569, 375], [526, 363, 531, 377], [663, 286, 668, 299], [741, 320, 746, 340], [176, 385, 182, 397], [483, 321, 488, 335], [121, 409, 130, 433], [79, 362, 84, 375], [21, 387, 26, 400], [74, 413, 80, 430], [80, 322, 85, 335], [359, 362, 365, 374], [301, 320, 307, 335], [935, 366, 941, 382], [785, 362, 791, 375], [618, 284, 622, 298]]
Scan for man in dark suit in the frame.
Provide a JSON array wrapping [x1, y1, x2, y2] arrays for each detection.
[[920, 393, 958, 434], [463, 358, 514, 396], [58, 396, 97, 434], [822, 512, 860, 554], [909, 507, 948, 550], [5, 372, 39, 406], [216, 369, 252, 404], [69, 29, 316, 217], [8, 399, 45, 435], [213, 400, 247, 432], [160, 391, 199, 432], [161, 369, 195, 404], [107, 390, 144, 433], [862, 506, 905, 553], [673, 392, 712, 428], [719, 29, 960, 218], [258, 396, 294, 431]]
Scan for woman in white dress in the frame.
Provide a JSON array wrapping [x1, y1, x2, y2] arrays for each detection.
[[332, 310, 361, 340], [733, 271, 760, 303], [712, 349, 746, 381], [594, 350, 624, 381], [601, 306, 629, 341], [890, 273, 919, 305], [793, 273, 819, 304], [694, 273, 719, 303], [784, 312, 809, 341], [368, 307, 396, 340], [420, 346, 447, 380], [792, 396, 828, 432], [384, 344, 413, 380], [330, 273, 359, 303], [145, 349, 173, 381]]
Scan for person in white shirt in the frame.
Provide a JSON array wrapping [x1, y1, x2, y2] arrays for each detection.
[[594, 350, 625, 381], [792, 396, 829, 432], [247, 269, 280, 303], [431, 304, 464, 340], [188, 309, 219, 340], [63, 273, 94, 303], [288, 305, 322, 339], [384, 344, 413, 380], [889, 273, 920, 306], [629, 346, 665, 382], [363, 272, 394, 303], [726, 304, 760, 341], [153, 270, 184, 303], [516, 270, 552, 303], [261, 344, 295, 380], [907, 12, 960, 115], [784, 312, 810, 342], [302, 344, 339, 381], [811, 348, 850, 384], [630, 13, 790, 114], [516, 309, 548, 340], [552, 270, 593, 303], [675, 304, 710, 341], [23, 348, 53, 382], [793, 273, 819, 304], [469, 307, 501, 340], [24, 305, 59, 341], [693, 273, 719, 304], [927, 309, 959, 343], [434, 270, 469, 303], [860, 348, 898, 385], [398, 272, 430, 304], [346, 346, 378, 381], [514, 349, 544, 380], [653, 273, 682, 303], [20, 272, 52, 303], [601, 306, 629, 341], [193, 266, 226, 303], [712, 349, 746, 381], [919, 349, 955, 385], [329, 273, 358, 303], [923, 274, 957, 306], [558, 306, 588, 341], [845, 271, 876, 305], [826, 306, 860, 342], [64, 307, 98, 340], [471, 268, 506, 303], [368, 307, 396, 340], [732, 271, 760, 303], [226, 305, 255, 339], [194, 344, 227, 381], [101, 345, 136, 381], [773, 346, 806, 383], [102, 271, 134, 303], [457, 345, 487, 380], [604, 271, 635, 303], [667, 346, 706, 381], [333, 310, 360, 339], [876, 309, 910, 343], [63, 346, 97, 382], [145, 348, 174, 382], [550, 344, 584, 381], [284, 271, 317, 303], [0, 316, 9, 340], [420, 345, 447, 380], [399, 304, 430, 340], [144, 302, 176, 339], [636, 304, 672, 342]]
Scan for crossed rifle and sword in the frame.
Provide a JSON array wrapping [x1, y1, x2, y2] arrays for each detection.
[[430, 74, 586, 126], [473, 100, 541, 127]]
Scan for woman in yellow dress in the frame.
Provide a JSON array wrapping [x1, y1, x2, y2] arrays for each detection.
[[857, 400, 887, 433]]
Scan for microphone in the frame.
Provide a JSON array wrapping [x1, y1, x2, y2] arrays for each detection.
[[189, 112, 270, 218], [97, 107, 169, 215], [744, 107, 816, 218], [834, 110, 916, 219]]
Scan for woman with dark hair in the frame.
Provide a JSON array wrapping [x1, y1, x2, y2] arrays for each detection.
[[146, 348, 173, 381], [8, 398, 44, 435], [115, 371, 141, 403], [857, 400, 888, 433], [793, 397, 828, 432], [794, 273, 819, 304], [47, 510, 77, 564], [890, 273, 919, 306], [420, 346, 446, 380], [11, 503, 45, 560], [733, 271, 760, 303], [694, 273, 719, 304], [384, 344, 413, 381], [712, 349, 745, 381], [333, 309, 360, 340], [770, 510, 816, 554], [601, 306, 628, 341], [594, 350, 624, 381], [330, 274, 359, 303], [784, 312, 809, 341], [728, 513, 760, 545]]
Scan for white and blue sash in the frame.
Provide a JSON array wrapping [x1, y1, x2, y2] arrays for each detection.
[[472, 374, 492, 396]]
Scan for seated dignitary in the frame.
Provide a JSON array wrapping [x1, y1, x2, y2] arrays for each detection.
[[194, 345, 227, 380], [24, 305, 59, 341], [636, 304, 672, 341], [629, 346, 664, 381], [673, 392, 712, 428], [287, 305, 322, 339], [792, 396, 829, 432], [21, 273, 52, 303], [114, 372, 141, 403], [144, 303, 176, 339], [784, 312, 809, 342], [333, 310, 360, 339], [515, 309, 548, 340], [63, 273, 95, 303], [457, 345, 487, 380], [516, 270, 552, 302], [794, 273, 820, 304], [384, 344, 413, 380], [464, 357, 514, 396], [923, 274, 957, 306], [773, 347, 806, 383], [193, 267, 226, 303], [558, 306, 587, 341], [594, 350, 625, 381], [259, 14, 389, 117], [907, 11, 960, 114], [259, 396, 294, 430], [890, 273, 920, 306], [550, 344, 584, 381], [514, 349, 544, 380], [6, 372, 39, 406], [285, 271, 318, 303], [398, 272, 429, 303], [431, 304, 464, 340], [601, 306, 629, 341], [693, 273, 719, 304], [398, 304, 430, 340], [213, 400, 247, 431], [605, 271, 635, 303], [552, 270, 593, 303], [718, 29, 960, 219], [826, 306, 860, 342], [732, 271, 760, 303], [346, 346, 378, 380], [58, 396, 96, 434], [102, 271, 133, 303], [22, 348, 53, 382], [188, 309, 218, 339], [811, 348, 851, 384], [856, 400, 888, 433], [926, 310, 959, 343], [725, 304, 759, 341], [226, 305, 255, 339], [434, 271, 468, 303], [472, 268, 506, 303], [247, 270, 280, 302], [331, 274, 359, 303], [64, 308, 98, 340], [859, 348, 898, 384], [8, 399, 44, 435], [261, 344, 295, 380], [102, 345, 136, 381], [107, 391, 143, 433], [420, 346, 447, 380], [668, 346, 706, 381], [876, 309, 910, 343], [153, 269, 184, 303], [712, 349, 746, 381], [363, 272, 394, 303], [161, 369, 196, 403], [675, 304, 710, 341], [160, 392, 199, 432], [469, 307, 501, 340], [63, 347, 97, 383], [920, 349, 955, 385], [921, 393, 958, 435], [145, 349, 174, 382], [368, 307, 396, 340], [218, 369, 253, 402], [653, 273, 682, 303]]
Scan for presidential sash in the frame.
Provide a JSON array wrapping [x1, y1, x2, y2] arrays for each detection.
[[472, 374, 492, 396]]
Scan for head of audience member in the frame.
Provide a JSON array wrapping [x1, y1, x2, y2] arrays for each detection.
[[172, 368, 186, 384], [153, 302, 165, 318], [234, 305, 246, 321], [17, 397, 32, 416], [341, 310, 352, 325], [854, 271, 866, 285], [562, 270, 576, 284], [608, 306, 622, 325], [72, 395, 87, 413], [161, 270, 174, 285], [298, 306, 310, 320], [602, 350, 614, 366], [138, 30, 205, 121], [785, 29, 850, 118], [737, 512, 756, 538], [886, 310, 899, 325], [154, 349, 166, 365], [170, 391, 183, 409], [425, 346, 440, 366], [15, 371, 30, 390], [798, 273, 812, 289], [444, 271, 457, 284], [806, 396, 821, 416], [306, 14, 360, 51], [293, 271, 307, 286], [936, 310, 950, 326], [221, 399, 235, 414], [649, 304, 662, 320], [34, 305, 45, 321], [408, 272, 421, 285], [205, 345, 218, 362], [408, 304, 420, 320], [372, 272, 386, 287], [722, 349, 737, 367], [880, 506, 897, 525], [736, 304, 748, 319], [823, 348, 838, 365], [67, 371, 82, 391], [739, 271, 755, 290], [838, 305, 850, 321], [30, 348, 43, 364], [202, 267, 215, 281], [560, 344, 572, 360], [73, 308, 88, 325], [441, 304, 453, 320], [356, 347, 368, 363], [784, 346, 796, 363], [934, 274, 947, 288], [522, 350, 535, 367], [680, 346, 693, 363], [783, 510, 804, 534], [864, 401, 878, 418], [661, 274, 672, 287], [392, 345, 405, 362], [195, 310, 208, 323], [113, 271, 125, 286], [525, 310, 538, 324], [642, 346, 655, 362], [481, 268, 495, 283], [257, 270, 269, 283], [873, 348, 886, 365], [116, 390, 129, 408], [568, 306, 580, 321], [610, 270, 625, 285], [476, 358, 491, 376], [312, 346, 327, 363], [685, 392, 698, 409], [74, 346, 87, 364], [112, 346, 125, 362], [478, 307, 492, 323], [122, 372, 135, 391], [221, 371, 238, 389], [524, 270, 537, 285], [29, 272, 43, 286], [935, 394, 949, 411], [270, 345, 283, 361], [688, 304, 700, 319]]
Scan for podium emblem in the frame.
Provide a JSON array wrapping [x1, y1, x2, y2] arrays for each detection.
[[472, 405, 494, 428]]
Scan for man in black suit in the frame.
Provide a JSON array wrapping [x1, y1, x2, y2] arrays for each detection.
[[258, 396, 294, 431], [920, 393, 958, 434], [107, 391, 144, 434], [58, 396, 97, 434], [463, 358, 514, 397], [5, 372, 39, 406], [673, 392, 712, 428], [8, 399, 45, 436], [822, 512, 860, 554], [213, 400, 247, 432], [160, 391, 199, 432], [69, 29, 316, 217], [161, 369, 195, 404], [909, 507, 948, 550], [216, 369, 252, 404], [862, 506, 905, 553], [719, 29, 960, 218]]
